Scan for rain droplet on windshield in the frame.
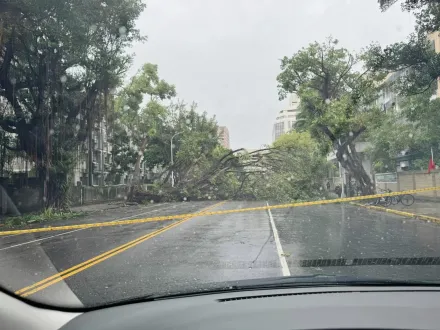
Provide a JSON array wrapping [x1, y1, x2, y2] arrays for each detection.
[[119, 26, 127, 36]]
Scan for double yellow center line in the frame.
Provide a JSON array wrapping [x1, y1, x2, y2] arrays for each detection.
[[16, 201, 225, 298]]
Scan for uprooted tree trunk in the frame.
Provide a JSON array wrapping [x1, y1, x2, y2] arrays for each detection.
[[335, 141, 373, 195], [317, 124, 373, 196]]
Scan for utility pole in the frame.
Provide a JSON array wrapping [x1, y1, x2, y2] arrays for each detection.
[[44, 114, 51, 206], [170, 132, 183, 187], [340, 163, 346, 198]]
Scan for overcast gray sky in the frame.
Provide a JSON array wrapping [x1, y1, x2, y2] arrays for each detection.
[[129, 0, 415, 149]]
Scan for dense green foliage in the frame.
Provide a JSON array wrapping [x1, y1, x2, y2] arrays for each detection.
[[366, 0, 440, 172], [277, 38, 384, 194], [0, 0, 146, 206], [113, 63, 176, 185], [367, 90, 440, 172], [368, 1, 440, 95], [251, 132, 331, 202]]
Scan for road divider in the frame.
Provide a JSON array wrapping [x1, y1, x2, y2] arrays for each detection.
[[352, 202, 440, 224], [2, 186, 440, 236], [16, 201, 225, 298]]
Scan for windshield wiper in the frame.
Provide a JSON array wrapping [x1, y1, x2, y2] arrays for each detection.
[[222, 274, 440, 290]]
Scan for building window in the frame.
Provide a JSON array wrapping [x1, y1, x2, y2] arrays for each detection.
[[273, 121, 285, 139]]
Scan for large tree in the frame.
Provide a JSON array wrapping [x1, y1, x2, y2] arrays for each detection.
[[277, 38, 384, 194], [114, 63, 176, 187], [0, 0, 145, 206], [368, 1, 440, 96], [367, 89, 440, 172], [378, 0, 440, 11]]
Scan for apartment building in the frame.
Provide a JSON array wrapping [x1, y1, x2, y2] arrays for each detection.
[[272, 93, 300, 141], [377, 31, 440, 112], [73, 119, 113, 186], [428, 31, 440, 97], [376, 71, 406, 112], [218, 126, 230, 149]]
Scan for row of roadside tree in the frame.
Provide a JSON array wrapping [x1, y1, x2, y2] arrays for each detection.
[[2, 0, 440, 209]]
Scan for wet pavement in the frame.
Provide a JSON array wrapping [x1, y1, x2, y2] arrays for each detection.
[[0, 200, 440, 307], [272, 203, 440, 281]]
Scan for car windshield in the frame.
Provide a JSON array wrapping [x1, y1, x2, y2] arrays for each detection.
[[1, 0, 440, 308]]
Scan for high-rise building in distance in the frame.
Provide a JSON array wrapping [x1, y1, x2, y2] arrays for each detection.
[[218, 126, 230, 149], [272, 93, 300, 141]]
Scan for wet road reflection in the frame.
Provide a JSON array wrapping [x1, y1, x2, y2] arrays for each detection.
[[271, 203, 440, 281]]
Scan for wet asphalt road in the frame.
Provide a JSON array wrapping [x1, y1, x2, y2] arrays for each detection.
[[1, 200, 440, 307]]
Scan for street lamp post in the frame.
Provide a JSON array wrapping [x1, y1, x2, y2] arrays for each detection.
[[170, 132, 183, 187]]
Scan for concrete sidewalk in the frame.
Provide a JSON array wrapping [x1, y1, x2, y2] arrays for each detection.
[[390, 200, 440, 218], [69, 201, 129, 213]]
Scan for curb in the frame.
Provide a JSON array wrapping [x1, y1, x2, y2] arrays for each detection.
[[351, 202, 440, 224]]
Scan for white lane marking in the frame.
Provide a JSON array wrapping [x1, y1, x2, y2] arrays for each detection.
[[0, 228, 85, 251], [266, 201, 290, 276], [0, 202, 188, 251]]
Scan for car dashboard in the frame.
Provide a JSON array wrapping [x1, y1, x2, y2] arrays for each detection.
[[2, 286, 440, 330]]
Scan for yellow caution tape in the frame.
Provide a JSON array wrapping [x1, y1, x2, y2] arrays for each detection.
[[1, 185, 439, 236], [352, 202, 440, 224]]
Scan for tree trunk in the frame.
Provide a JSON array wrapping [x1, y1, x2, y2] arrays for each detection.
[[336, 142, 373, 195], [127, 137, 149, 202], [38, 167, 69, 209], [133, 137, 148, 185]]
